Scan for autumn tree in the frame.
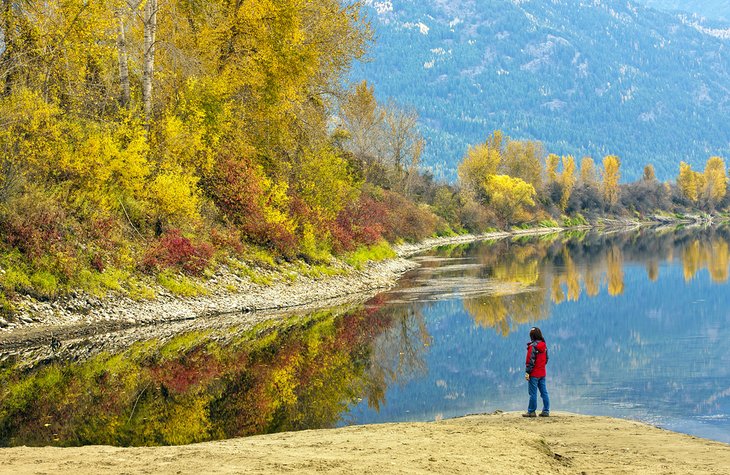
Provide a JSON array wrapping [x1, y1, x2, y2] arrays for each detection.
[[457, 135, 502, 202], [339, 81, 384, 163], [643, 164, 656, 182], [483, 175, 536, 225], [677, 161, 702, 203], [702, 156, 727, 207], [545, 154, 560, 184], [559, 155, 576, 211], [501, 140, 543, 191], [579, 156, 598, 188], [602, 155, 621, 208]]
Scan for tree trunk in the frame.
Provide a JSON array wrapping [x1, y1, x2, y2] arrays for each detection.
[[142, 0, 157, 122], [116, 13, 130, 107], [1, 0, 14, 96]]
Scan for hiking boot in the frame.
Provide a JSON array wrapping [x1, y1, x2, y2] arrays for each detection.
[[539, 411, 550, 417], [522, 412, 537, 417]]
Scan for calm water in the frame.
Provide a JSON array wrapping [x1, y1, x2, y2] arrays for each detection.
[[1, 227, 729, 446]]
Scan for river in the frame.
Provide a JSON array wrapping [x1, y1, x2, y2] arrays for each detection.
[[1, 226, 728, 446]]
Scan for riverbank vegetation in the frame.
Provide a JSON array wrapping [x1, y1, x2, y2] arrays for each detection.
[[0, 1, 728, 315]]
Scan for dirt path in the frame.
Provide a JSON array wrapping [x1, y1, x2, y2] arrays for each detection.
[[2, 412, 728, 474]]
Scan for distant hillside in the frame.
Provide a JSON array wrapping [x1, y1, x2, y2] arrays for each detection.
[[639, 1, 729, 19], [353, 0, 730, 180]]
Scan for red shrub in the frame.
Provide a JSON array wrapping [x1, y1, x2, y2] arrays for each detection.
[[206, 156, 298, 257], [86, 217, 121, 251], [91, 254, 105, 273], [331, 194, 387, 252], [376, 189, 439, 242], [210, 227, 244, 255], [250, 221, 298, 259], [207, 156, 265, 227], [1, 190, 65, 260], [143, 229, 214, 275], [331, 186, 441, 251]]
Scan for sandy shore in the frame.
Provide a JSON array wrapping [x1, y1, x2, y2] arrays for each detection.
[[2, 412, 728, 474]]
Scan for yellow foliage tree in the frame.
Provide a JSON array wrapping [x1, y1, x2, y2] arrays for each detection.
[[560, 155, 577, 211], [340, 80, 384, 162], [579, 156, 598, 188], [602, 155, 621, 207], [502, 140, 544, 191], [677, 161, 702, 203], [545, 154, 560, 184], [703, 156, 727, 207], [457, 140, 501, 202], [483, 174, 536, 225], [643, 164, 656, 181]]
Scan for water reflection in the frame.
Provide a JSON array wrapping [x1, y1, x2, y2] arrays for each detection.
[[351, 225, 730, 442], [0, 304, 425, 447], [2, 226, 729, 446], [413, 227, 730, 333]]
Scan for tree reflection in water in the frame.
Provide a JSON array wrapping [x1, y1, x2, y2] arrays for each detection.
[[0, 301, 429, 447], [447, 226, 730, 335]]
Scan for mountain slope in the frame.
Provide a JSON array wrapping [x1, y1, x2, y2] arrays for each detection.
[[639, 1, 730, 20], [353, 0, 730, 180]]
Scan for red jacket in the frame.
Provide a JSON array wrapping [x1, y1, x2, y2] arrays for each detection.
[[525, 340, 548, 378]]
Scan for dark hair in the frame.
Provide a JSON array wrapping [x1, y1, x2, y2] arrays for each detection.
[[529, 327, 544, 342]]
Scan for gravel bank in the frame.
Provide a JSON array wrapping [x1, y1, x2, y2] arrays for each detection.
[[0, 228, 566, 350]]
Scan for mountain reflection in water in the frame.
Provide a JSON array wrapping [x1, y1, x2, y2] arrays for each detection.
[[1, 227, 729, 446]]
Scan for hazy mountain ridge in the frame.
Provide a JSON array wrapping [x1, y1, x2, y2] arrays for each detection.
[[639, 1, 729, 20], [355, 0, 730, 180]]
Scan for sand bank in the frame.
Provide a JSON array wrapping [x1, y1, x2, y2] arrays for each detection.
[[2, 412, 728, 474]]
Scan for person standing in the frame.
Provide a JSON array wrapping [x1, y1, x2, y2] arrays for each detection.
[[523, 327, 550, 417]]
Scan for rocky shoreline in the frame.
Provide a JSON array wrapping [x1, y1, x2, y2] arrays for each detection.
[[0, 228, 573, 352], [0, 218, 706, 351]]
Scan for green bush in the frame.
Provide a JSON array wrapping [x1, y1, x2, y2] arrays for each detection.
[[126, 278, 156, 301], [30, 271, 58, 298], [538, 219, 559, 228], [74, 268, 128, 297], [344, 241, 396, 269], [0, 292, 14, 317], [561, 214, 589, 227], [1, 268, 31, 293], [157, 271, 208, 297], [228, 259, 273, 286]]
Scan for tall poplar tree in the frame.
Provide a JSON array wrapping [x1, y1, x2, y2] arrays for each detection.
[[560, 155, 576, 211], [602, 155, 621, 207]]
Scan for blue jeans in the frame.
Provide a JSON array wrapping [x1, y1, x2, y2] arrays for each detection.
[[527, 377, 550, 413]]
